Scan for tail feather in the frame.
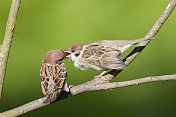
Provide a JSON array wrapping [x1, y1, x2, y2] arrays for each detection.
[[89, 37, 154, 51], [43, 91, 60, 104], [117, 37, 154, 53], [130, 37, 154, 45]]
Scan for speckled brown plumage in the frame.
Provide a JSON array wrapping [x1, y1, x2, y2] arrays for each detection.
[[82, 45, 126, 70], [66, 38, 152, 77], [40, 50, 67, 103]]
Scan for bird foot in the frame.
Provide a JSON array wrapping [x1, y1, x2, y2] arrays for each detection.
[[94, 75, 102, 79], [94, 71, 107, 79], [66, 85, 74, 93]]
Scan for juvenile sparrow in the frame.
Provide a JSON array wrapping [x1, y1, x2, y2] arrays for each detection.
[[40, 50, 68, 103], [65, 38, 152, 77]]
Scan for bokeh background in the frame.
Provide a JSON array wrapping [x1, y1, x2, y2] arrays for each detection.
[[0, 0, 176, 116]]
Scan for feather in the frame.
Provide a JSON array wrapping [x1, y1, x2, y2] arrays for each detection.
[[89, 38, 151, 49], [43, 90, 61, 104], [83, 45, 126, 70], [100, 50, 126, 70], [40, 63, 67, 103]]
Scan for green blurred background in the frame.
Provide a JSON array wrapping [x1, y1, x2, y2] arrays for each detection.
[[0, 0, 176, 116]]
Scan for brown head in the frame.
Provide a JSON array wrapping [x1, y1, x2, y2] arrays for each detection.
[[42, 50, 66, 65], [64, 43, 84, 61], [68, 43, 84, 52]]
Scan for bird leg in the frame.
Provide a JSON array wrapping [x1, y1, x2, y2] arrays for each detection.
[[67, 85, 74, 93], [94, 71, 107, 78], [63, 82, 73, 93]]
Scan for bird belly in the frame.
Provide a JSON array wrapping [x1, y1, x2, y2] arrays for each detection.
[[74, 59, 88, 71], [74, 58, 103, 71]]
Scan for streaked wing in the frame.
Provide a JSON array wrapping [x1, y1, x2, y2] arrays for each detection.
[[53, 64, 67, 89], [89, 39, 144, 49], [88, 40, 127, 49], [83, 44, 126, 70], [40, 64, 49, 96], [40, 63, 67, 96]]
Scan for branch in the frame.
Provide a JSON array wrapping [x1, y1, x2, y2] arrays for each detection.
[[124, 0, 176, 65], [0, 0, 21, 100], [106, 0, 176, 81], [0, 74, 176, 117]]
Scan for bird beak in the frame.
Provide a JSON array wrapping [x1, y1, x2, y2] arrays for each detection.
[[64, 50, 71, 58]]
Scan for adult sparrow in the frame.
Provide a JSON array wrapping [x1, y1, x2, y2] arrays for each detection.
[[40, 50, 68, 103], [65, 38, 152, 77]]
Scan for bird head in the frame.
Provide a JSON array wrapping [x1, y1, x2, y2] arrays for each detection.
[[43, 50, 66, 65], [65, 43, 84, 62]]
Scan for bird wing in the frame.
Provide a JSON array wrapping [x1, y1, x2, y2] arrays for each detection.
[[40, 64, 49, 96], [82, 44, 126, 70], [89, 39, 147, 49], [52, 64, 67, 90], [40, 63, 67, 96]]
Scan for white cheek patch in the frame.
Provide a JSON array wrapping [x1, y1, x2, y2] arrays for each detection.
[[70, 53, 79, 62], [70, 45, 86, 63], [70, 45, 91, 70]]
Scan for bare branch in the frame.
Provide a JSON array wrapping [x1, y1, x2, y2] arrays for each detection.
[[124, 0, 176, 65], [0, 0, 21, 100], [0, 74, 176, 117], [75, 74, 176, 93], [105, 0, 176, 81]]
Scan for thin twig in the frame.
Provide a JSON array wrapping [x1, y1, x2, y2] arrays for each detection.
[[124, 0, 176, 65], [105, 0, 176, 81], [72, 74, 176, 94], [0, 0, 21, 100], [0, 74, 175, 117]]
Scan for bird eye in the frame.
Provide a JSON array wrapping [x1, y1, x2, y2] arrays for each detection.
[[75, 51, 80, 57], [57, 61, 62, 65], [75, 53, 80, 57], [71, 50, 75, 53]]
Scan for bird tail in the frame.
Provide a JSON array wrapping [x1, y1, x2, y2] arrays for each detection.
[[117, 37, 154, 53], [130, 37, 154, 45], [43, 91, 60, 104]]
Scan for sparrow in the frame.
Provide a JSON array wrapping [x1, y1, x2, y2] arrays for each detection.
[[40, 50, 69, 103], [65, 38, 153, 77]]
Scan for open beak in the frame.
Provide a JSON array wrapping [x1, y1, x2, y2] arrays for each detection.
[[64, 50, 71, 58]]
